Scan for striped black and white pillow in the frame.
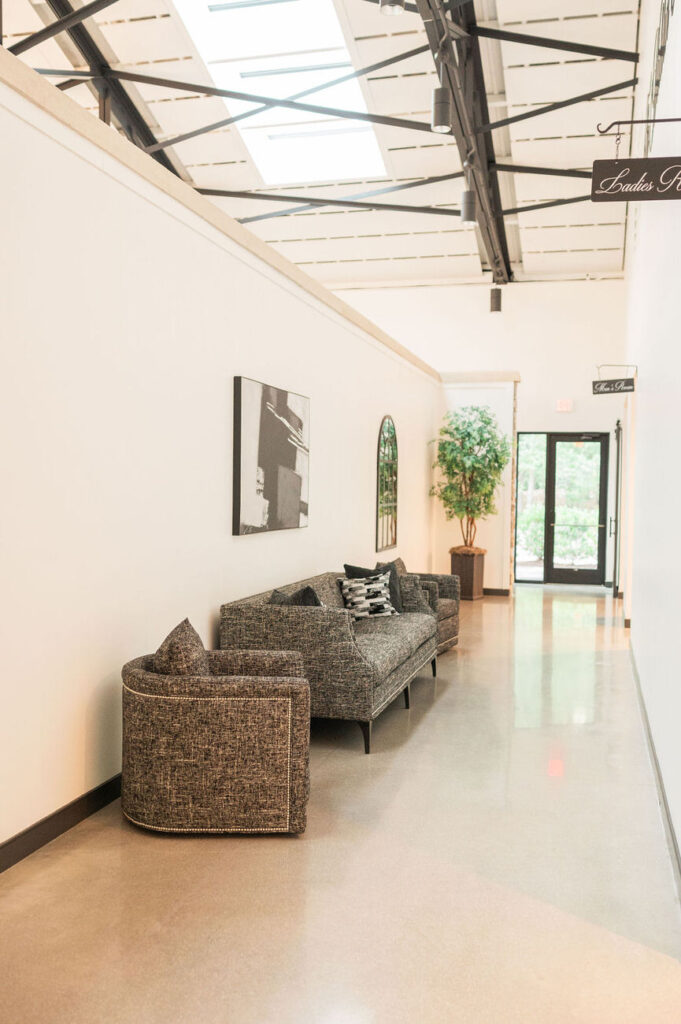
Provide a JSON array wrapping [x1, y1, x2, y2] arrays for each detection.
[[339, 571, 396, 620]]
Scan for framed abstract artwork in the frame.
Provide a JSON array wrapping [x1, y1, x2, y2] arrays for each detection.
[[233, 376, 310, 535]]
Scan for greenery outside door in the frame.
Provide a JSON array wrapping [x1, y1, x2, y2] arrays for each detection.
[[515, 433, 609, 585]]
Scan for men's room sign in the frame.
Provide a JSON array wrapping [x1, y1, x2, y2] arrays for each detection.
[[591, 157, 681, 202], [592, 379, 635, 395]]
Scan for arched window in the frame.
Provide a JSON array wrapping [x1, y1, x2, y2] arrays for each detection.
[[376, 416, 398, 551]]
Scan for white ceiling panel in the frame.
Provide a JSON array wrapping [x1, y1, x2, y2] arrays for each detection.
[[520, 222, 625, 252], [509, 204, 625, 230], [312, 252, 482, 285], [95, 17, 184, 64], [503, 62, 633, 106], [272, 228, 475, 263], [496, 1, 637, 23], [510, 134, 627, 168], [511, 174, 592, 203], [522, 250, 623, 275]]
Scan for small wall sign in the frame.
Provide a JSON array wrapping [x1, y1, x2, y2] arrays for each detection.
[[592, 378, 635, 394], [592, 157, 681, 202]]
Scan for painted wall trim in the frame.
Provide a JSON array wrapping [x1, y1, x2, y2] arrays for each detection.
[[629, 651, 681, 905], [0, 48, 439, 384], [441, 371, 522, 383], [0, 775, 122, 875], [483, 588, 510, 596]]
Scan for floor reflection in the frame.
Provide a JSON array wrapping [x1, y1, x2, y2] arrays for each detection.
[[514, 587, 599, 728]]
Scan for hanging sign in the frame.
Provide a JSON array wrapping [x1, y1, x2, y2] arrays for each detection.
[[592, 378, 635, 395], [592, 157, 681, 202]]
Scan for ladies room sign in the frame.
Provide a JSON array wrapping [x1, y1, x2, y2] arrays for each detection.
[[591, 157, 681, 202]]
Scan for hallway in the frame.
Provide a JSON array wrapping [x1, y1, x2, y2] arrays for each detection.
[[1, 587, 680, 1023]]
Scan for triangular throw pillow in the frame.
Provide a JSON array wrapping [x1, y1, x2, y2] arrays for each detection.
[[153, 618, 209, 676]]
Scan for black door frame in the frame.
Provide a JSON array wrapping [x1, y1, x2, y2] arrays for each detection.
[[544, 432, 609, 585]]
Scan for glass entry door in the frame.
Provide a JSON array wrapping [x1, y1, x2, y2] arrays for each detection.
[[544, 434, 609, 585]]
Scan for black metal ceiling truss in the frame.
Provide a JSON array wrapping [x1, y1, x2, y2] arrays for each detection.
[[8, 0, 119, 56], [238, 170, 466, 225], [202, 172, 591, 224], [415, 0, 512, 283], [5, 0, 633, 259], [480, 77, 638, 134], [93, 67, 438, 137], [146, 42, 432, 155], [470, 25, 638, 64], [30, 0, 178, 176], [199, 188, 463, 219]]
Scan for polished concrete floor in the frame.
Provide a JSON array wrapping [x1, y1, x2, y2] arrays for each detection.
[[2, 586, 681, 1023]]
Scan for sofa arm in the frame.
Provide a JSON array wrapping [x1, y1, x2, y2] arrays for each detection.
[[207, 649, 304, 678], [219, 603, 375, 720], [419, 579, 439, 612], [399, 574, 436, 616], [416, 572, 461, 602]]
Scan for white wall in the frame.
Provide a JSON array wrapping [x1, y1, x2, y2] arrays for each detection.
[[341, 279, 628, 579], [624, 0, 681, 848], [0, 73, 442, 843], [439, 379, 516, 589]]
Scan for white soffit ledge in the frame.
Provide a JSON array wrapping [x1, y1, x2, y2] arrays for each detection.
[[441, 371, 522, 383]]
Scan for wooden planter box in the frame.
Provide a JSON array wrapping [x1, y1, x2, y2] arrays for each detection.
[[450, 549, 485, 601]]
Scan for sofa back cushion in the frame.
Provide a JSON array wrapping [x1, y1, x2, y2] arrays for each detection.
[[224, 572, 346, 610]]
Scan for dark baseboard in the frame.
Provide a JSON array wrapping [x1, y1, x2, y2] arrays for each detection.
[[483, 588, 510, 597], [0, 774, 121, 875], [629, 651, 681, 904]]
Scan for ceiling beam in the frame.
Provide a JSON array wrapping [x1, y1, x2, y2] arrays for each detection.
[[471, 26, 638, 64], [503, 195, 591, 216], [78, 68, 438, 137], [36, 1, 179, 176], [238, 171, 466, 225], [145, 42, 431, 155], [493, 163, 592, 180], [9, 0, 119, 56], [480, 77, 638, 134], [415, 0, 512, 283], [198, 188, 462, 218]]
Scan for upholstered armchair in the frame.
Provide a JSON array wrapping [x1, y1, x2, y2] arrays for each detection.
[[122, 649, 310, 834], [378, 557, 460, 655]]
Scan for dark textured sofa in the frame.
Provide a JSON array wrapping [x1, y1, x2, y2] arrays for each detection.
[[122, 650, 310, 833], [381, 558, 460, 655], [219, 572, 438, 753]]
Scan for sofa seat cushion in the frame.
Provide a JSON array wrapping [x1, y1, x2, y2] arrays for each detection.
[[354, 613, 436, 677], [436, 597, 459, 621]]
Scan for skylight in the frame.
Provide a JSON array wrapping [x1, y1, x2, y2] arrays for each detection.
[[172, 0, 387, 186]]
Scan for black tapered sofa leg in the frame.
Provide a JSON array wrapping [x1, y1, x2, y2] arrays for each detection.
[[431, 657, 437, 678], [403, 683, 411, 709], [358, 720, 372, 754]]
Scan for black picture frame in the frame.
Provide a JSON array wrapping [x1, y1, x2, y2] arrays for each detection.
[[233, 376, 310, 536]]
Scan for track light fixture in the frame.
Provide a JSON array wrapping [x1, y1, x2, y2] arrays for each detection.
[[380, 0, 406, 14], [490, 287, 502, 313], [460, 189, 476, 224], [431, 85, 452, 133], [460, 156, 477, 225]]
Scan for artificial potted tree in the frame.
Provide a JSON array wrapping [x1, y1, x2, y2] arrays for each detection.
[[431, 405, 511, 600]]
